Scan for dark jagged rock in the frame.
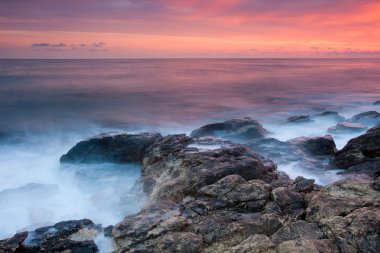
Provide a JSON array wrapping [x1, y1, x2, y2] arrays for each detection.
[[338, 158, 380, 179], [0, 231, 28, 253], [333, 124, 380, 169], [288, 135, 337, 156], [141, 135, 278, 204], [190, 117, 268, 141], [60, 132, 162, 163], [1, 219, 99, 253], [314, 111, 345, 122], [286, 115, 313, 123], [328, 122, 367, 134], [230, 234, 276, 253], [348, 111, 380, 125], [374, 100, 380, 105], [291, 176, 315, 193]]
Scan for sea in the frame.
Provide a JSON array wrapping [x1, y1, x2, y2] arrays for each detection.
[[0, 58, 379, 250]]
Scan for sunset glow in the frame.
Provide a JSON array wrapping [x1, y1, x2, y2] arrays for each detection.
[[1, 0, 379, 58]]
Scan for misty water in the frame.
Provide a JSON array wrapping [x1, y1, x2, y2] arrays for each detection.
[[0, 59, 380, 249]]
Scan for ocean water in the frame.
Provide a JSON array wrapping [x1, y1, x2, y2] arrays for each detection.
[[0, 59, 379, 245]]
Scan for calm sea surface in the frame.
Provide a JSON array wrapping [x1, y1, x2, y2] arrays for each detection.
[[1, 58, 379, 132]]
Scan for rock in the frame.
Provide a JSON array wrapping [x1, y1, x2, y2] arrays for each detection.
[[286, 115, 313, 123], [271, 187, 304, 212], [288, 135, 337, 156], [190, 117, 268, 141], [270, 220, 325, 245], [291, 176, 315, 193], [60, 132, 162, 163], [374, 100, 380, 105], [0, 219, 99, 253], [142, 135, 278, 204], [318, 207, 380, 253], [314, 111, 345, 122], [306, 179, 380, 223], [338, 158, 380, 179], [0, 231, 28, 253], [230, 234, 276, 253], [348, 111, 380, 125], [197, 175, 272, 210], [333, 124, 380, 168], [277, 239, 339, 253], [328, 122, 367, 134], [147, 232, 204, 253]]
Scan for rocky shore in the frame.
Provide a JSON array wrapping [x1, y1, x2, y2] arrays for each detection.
[[1, 115, 379, 253]]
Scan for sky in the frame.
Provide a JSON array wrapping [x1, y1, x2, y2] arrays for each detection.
[[0, 0, 379, 58]]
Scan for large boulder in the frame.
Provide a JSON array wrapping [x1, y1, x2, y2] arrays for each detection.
[[287, 135, 337, 156], [348, 111, 380, 125], [338, 158, 380, 179], [190, 117, 268, 141], [0, 219, 99, 253], [141, 135, 278, 204], [333, 124, 380, 168], [60, 132, 162, 163]]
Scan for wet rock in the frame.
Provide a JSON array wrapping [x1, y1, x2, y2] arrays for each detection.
[[230, 234, 276, 253], [333, 124, 380, 168], [374, 100, 380, 105], [270, 220, 325, 245], [190, 117, 268, 141], [291, 176, 315, 193], [277, 239, 339, 253], [288, 135, 337, 156], [104, 225, 114, 237], [0, 231, 28, 253], [314, 111, 345, 122], [142, 135, 278, 204], [338, 158, 380, 179], [286, 115, 313, 123], [23, 219, 99, 252], [112, 203, 190, 248], [0, 219, 99, 253], [60, 132, 162, 163], [348, 111, 380, 125], [328, 122, 367, 134]]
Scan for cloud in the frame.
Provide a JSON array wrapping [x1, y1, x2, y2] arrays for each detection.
[[30, 41, 106, 52], [31, 43, 51, 47]]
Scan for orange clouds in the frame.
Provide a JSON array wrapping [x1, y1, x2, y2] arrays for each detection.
[[0, 0, 379, 58]]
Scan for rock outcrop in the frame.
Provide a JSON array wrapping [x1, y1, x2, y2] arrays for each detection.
[[0, 219, 99, 253], [348, 111, 380, 125], [60, 132, 162, 163], [286, 115, 313, 123], [287, 135, 337, 156], [333, 124, 380, 171], [190, 117, 268, 141]]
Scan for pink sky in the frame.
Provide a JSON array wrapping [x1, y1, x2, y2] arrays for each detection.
[[0, 0, 379, 58]]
